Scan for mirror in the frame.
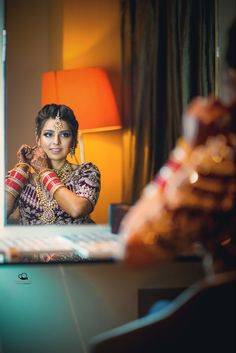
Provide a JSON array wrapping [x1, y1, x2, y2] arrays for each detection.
[[5, 0, 123, 225], [4, 0, 236, 227]]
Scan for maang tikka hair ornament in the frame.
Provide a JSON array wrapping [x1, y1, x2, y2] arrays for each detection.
[[54, 110, 63, 131]]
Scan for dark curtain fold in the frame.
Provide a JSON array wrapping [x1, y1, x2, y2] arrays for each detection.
[[121, 0, 215, 204]]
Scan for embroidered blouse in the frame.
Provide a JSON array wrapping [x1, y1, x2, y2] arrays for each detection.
[[12, 162, 101, 225]]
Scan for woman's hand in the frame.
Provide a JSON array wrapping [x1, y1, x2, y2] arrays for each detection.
[[118, 185, 167, 266], [30, 146, 50, 174], [183, 96, 229, 147], [17, 144, 33, 164]]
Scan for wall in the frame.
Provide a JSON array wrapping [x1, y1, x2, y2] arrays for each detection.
[[6, 0, 49, 168], [62, 0, 123, 223], [6, 0, 123, 223]]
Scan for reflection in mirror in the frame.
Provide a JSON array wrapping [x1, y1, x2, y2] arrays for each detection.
[[4, 0, 236, 228], [5, 0, 123, 225], [6, 104, 102, 225], [1, 0, 236, 266]]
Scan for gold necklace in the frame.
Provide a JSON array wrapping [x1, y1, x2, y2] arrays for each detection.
[[53, 160, 73, 182], [35, 161, 73, 224]]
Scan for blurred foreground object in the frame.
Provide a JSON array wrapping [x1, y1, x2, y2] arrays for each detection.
[[119, 20, 236, 267], [120, 113, 236, 266]]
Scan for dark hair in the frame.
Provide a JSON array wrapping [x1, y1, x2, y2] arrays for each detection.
[[226, 19, 236, 70], [35, 104, 79, 148]]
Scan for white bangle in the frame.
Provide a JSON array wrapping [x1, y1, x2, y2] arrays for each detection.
[[142, 182, 158, 198]]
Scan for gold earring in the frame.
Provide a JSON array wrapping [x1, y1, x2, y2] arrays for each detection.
[[70, 146, 75, 158]]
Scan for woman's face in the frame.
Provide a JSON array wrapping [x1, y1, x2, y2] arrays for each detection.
[[38, 117, 73, 162]]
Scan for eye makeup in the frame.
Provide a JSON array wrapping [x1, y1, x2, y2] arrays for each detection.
[[42, 130, 72, 138]]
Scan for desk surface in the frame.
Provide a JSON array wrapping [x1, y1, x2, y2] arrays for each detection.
[[0, 224, 121, 264], [0, 260, 204, 353], [0, 226, 204, 353], [0, 224, 201, 266]]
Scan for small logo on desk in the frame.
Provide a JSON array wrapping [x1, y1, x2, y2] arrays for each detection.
[[16, 272, 32, 285], [18, 272, 29, 280]]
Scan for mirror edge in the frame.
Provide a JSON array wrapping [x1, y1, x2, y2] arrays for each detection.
[[0, 0, 6, 229]]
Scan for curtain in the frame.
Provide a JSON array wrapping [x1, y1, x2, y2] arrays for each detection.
[[121, 0, 215, 204]]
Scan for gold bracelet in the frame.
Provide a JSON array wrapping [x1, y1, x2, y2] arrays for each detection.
[[14, 167, 29, 179], [10, 177, 24, 189], [44, 176, 59, 190], [15, 162, 31, 170], [51, 183, 65, 197], [6, 185, 19, 198], [38, 168, 52, 181]]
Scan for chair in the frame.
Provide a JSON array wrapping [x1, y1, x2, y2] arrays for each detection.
[[90, 271, 236, 353]]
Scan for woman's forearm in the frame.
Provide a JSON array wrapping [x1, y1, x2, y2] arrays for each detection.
[[53, 186, 92, 218]]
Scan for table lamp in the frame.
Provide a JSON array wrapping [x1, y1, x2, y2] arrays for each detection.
[[41, 67, 122, 162]]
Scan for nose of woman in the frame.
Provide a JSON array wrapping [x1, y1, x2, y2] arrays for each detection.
[[53, 133, 61, 145]]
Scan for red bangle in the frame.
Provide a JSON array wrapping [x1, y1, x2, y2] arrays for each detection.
[[154, 176, 167, 189], [166, 159, 181, 171], [9, 170, 28, 184], [6, 178, 23, 191], [41, 171, 64, 197], [41, 171, 58, 187], [6, 166, 29, 198], [154, 158, 182, 190], [45, 177, 61, 193], [6, 177, 23, 198]]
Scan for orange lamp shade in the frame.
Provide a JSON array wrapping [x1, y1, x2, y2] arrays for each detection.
[[41, 67, 121, 132]]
